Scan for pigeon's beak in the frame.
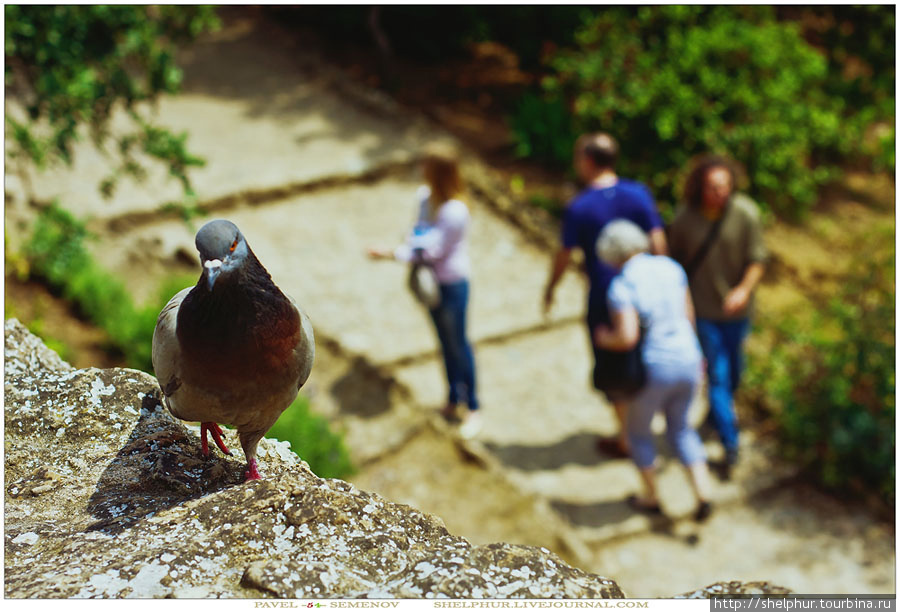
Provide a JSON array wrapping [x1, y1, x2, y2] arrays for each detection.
[[204, 258, 223, 290]]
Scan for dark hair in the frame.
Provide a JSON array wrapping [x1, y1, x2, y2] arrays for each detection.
[[683, 154, 741, 209], [577, 132, 619, 169]]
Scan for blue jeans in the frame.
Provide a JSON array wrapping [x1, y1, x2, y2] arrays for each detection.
[[696, 318, 750, 453], [429, 280, 478, 410]]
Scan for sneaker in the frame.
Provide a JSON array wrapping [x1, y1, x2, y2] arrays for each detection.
[[459, 411, 482, 440]]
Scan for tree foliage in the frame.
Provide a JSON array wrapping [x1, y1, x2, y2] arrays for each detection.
[[5, 5, 219, 199], [745, 231, 895, 505], [510, 6, 895, 218], [790, 6, 896, 172]]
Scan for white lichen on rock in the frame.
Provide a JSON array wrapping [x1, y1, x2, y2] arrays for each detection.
[[4, 319, 625, 598]]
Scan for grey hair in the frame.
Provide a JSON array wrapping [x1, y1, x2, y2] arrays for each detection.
[[596, 219, 651, 267]]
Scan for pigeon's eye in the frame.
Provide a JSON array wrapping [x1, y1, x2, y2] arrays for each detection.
[[229, 239, 238, 252]]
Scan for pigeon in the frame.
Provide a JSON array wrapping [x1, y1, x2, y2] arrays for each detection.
[[152, 219, 315, 481]]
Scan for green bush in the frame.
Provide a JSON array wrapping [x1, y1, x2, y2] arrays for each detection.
[[268, 395, 355, 479], [23, 202, 194, 371], [511, 6, 894, 218], [745, 234, 895, 504]]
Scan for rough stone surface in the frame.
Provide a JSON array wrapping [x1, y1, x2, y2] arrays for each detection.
[[5, 319, 625, 598], [676, 582, 793, 598]]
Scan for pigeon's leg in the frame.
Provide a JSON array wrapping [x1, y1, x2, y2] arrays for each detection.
[[240, 431, 265, 481], [244, 457, 261, 481], [208, 423, 232, 455], [200, 422, 211, 457], [200, 421, 231, 457]]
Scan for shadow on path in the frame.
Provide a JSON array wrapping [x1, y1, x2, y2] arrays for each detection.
[[485, 431, 687, 473], [86, 393, 244, 534], [483, 433, 607, 472], [552, 498, 676, 535], [329, 357, 396, 418]]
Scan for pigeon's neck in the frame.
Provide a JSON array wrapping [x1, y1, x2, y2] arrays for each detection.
[[178, 253, 299, 364]]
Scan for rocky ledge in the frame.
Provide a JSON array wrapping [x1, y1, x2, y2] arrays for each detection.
[[4, 319, 788, 598]]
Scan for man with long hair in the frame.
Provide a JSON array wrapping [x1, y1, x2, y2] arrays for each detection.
[[668, 155, 767, 476]]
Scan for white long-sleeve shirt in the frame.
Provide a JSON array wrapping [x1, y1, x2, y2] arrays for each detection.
[[394, 186, 471, 284]]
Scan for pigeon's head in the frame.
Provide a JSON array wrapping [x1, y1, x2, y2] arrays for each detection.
[[195, 219, 250, 290]]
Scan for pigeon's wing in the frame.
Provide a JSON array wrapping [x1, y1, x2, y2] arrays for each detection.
[[151, 287, 192, 402], [287, 294, 315, 391]]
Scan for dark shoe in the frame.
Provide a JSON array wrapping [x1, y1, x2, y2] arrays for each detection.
[[596, 437, 630, 459], [694, 500, 713, 522], [698, 417, 717, 439], [439, 403, 461, 424], [710, 448, 739, 481], [709, 460, 730, 481], [725, 447, 739, 466], [627, 494, 662, 515], [723, 448, 739, 479]]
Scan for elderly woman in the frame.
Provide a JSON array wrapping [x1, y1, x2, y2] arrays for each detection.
[[593, 219, 712, 520]]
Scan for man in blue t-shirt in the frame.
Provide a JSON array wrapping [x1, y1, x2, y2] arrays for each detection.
[[543, 132, 667, 458]]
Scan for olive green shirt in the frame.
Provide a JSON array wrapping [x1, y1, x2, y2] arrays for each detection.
[[668, 192, 767, 321]]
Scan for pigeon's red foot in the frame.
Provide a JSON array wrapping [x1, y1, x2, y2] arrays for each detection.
[[200, 422, 232, 457], [244, 458, 261, 481]]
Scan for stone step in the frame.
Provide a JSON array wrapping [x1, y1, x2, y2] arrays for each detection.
[[457, 428, 797, 547], [347, 423, 587, 564], [393, 321, 620, 441], [390, 321, 798, 545]]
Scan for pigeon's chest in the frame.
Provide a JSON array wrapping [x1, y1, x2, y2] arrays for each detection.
[[181, 314, 302, 395]]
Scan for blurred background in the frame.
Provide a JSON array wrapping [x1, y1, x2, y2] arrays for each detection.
[[4, 5, 895, 597]]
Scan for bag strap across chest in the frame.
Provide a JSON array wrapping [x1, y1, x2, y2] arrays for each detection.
[[683, 205, 728, 279]]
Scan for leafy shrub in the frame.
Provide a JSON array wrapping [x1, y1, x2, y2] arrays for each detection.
[[268, 395, 356, 479], [745, 233, 895, 504], [511, 6, 894, 218], [511, 93, 574, 165], [23, 202, 193, 371], [787, 6, 895, 121]]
